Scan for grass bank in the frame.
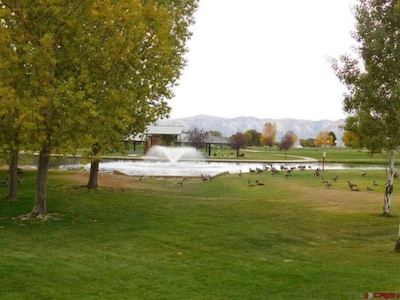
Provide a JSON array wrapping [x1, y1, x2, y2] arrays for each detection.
[[1, 168, 399, 299]]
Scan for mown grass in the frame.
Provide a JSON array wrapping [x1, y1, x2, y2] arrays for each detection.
[[1, 168, 400, 299], [172, 146, 395, 164]]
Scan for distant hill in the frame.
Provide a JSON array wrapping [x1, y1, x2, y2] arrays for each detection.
[[157, 115, 345, 145]]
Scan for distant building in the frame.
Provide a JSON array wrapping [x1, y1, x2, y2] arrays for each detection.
[[123, 125, 231, 156], [123, 125, 185, 152]]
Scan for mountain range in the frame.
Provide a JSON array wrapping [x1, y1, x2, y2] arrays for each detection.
[[157, 115, 345, 145]]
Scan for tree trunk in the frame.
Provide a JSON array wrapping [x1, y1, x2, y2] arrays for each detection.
[[383, 150, 395, 216], [31, 147, 51, 217], [87, 143, 101, 189], [395, 237, 400, 252], [6, 149, 19, 200], [87, 159, 99, 189], [395, 225, 400, 252]]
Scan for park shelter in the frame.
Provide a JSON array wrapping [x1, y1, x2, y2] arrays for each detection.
[[123, 125, 231, 156], [145, 125, 185, 146], [178, 132, 231, 156], [122, 125, 184, 151]]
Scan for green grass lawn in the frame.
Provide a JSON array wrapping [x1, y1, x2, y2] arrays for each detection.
[[1, 168, 399, 299], [185, 146, 394, 164]]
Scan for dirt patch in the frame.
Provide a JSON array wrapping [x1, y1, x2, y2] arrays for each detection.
[[57, 170, 146, 189], [55, 170, 188, 191]]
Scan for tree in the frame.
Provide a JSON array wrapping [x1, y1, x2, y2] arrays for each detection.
[[260, 122, 277, 151], [245, 129, 261, 147], [328, 131, 337, 146], [83, 0, 198, 189], [331, 0, 400, 216], [314, 131, 334, 147], [186, 126, 207, 149], [208, 130, 223, 138], [229, 132, 248, 157], [0, 2, 40, 200], [0, 1, 198, 216], [342, 130, 362, 149], [0, 88, 31, 200], [279, 130, 298, 158], [300, 138, 315, 148]]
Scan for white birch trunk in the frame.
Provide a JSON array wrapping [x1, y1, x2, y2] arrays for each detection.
[[383, 150, 395, 216]]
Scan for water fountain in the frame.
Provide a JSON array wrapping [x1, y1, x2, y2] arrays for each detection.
[[88, 146, 244, 177], [144, 145, 204, 164]]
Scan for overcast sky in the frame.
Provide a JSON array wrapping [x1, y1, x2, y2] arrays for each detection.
[[169, 0, 357, 121]]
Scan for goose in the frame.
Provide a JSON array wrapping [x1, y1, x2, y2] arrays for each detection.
[[325, 182, 333, 188], [348, 181, 360, 191]]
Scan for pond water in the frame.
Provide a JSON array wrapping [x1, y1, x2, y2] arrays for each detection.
[[57, 160, 385, 177], [21, 146, 386, 177]]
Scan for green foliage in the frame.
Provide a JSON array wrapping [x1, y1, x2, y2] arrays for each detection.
[[0, 0, 198, 211], [245, 129, 261, 146], [332, 0, 400, 153], [0, 169, 399, 298], [300, 138, 315, 148], [332, 0, 400, 214]]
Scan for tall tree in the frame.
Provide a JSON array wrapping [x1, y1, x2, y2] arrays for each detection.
[[260, 122, 277, 151], [186, 126, 207, 149], [328, 131, 337, 146], [0, 2, 38, 200], [245, 129, 261, 147], [83, 0, 198, 189], [342, 130, 362, 148], [279, 130, 298, 159], [314, 131, 334, 147], [300, 138, 315, 148], [331, 0, 400, 216], [0, 0, 198, 216], [229, 132, 248, 157]]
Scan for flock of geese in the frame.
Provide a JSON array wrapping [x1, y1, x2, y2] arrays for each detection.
[[242, 165, 388, 192], [175, 164, 392, 192]]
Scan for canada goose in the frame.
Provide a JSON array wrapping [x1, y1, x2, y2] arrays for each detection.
[[255, 180, 264, 186], [255, 167, 263, 173], [348, 181, 360, 191], [271, 168, 279, 176], [325, 182, 333, 188]]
